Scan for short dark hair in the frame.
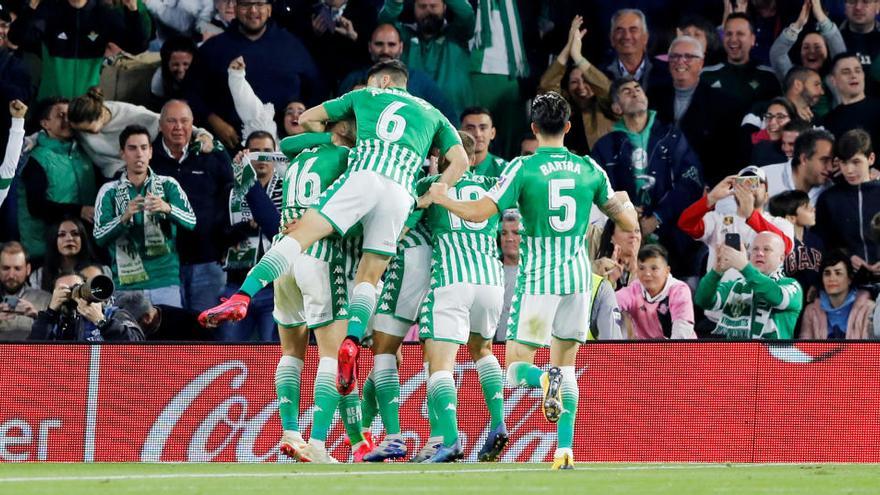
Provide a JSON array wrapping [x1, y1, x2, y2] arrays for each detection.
[[530, 92, 571, 136], [119, 125, 152, 149], [765, 97, 796, 121], [367, 59, 409, 85], [609, 76, 639, 104], [835, 128, 873, 161], [459, 106, 493, 125], [637, 244, 669, 263], [830, 52, 861, 73], [819, 249, 854, 281], [792, 128, 835, 169], [768, 190, 810, 217], [724, 12, 753, 33], [33, 97, 70, 128], [245, 130, 276, 149], [782, 120, 810, 134], [677, 14, 720, 53], [783, 66, 819, 93]]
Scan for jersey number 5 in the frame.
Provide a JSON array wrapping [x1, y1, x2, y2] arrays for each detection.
[[376, 101, 407, 142], [549, 179, 576, 232]]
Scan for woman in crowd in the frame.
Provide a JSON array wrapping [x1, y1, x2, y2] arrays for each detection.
[[538, 16, 615, 155], [30, 218, 109, 292], [750, 97, 797, 165], [616, 245, 696, 339], [150, 35, 198, 107], [593, 218, 643, 291], [801, 251, 875, 339]]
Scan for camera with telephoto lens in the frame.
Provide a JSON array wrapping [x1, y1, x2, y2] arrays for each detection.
[[67, 275, 115, 304]]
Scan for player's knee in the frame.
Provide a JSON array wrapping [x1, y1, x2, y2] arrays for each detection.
[[467, 338, 491, 361]]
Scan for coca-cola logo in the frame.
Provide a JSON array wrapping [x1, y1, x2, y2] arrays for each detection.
[[138, 359, 581, 462]]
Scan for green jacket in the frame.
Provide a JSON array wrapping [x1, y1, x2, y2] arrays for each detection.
[[695, 265, 803, 339], [379, 0, 475, 116], [93, 170, 196, 290], [17, 132, 97, 259]]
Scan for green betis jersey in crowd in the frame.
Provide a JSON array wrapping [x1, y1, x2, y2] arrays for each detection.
[[277, 133, 348, 262], [695, 265, 803, 339], [486, 146, 613, 295], [416, 171, 503, 287], [323, 86, 461, 194]]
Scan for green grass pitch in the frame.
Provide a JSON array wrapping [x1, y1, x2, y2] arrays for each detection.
[[0, 463, 876, 495]]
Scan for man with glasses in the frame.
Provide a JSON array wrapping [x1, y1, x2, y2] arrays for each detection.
[[592, 76, 704, 280], [840, 0, 880, 80], [188, 0, 323, 150], [649, 35, 744, 186]]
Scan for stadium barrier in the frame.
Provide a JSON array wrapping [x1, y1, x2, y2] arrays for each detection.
[[0, 342, 877, 463]]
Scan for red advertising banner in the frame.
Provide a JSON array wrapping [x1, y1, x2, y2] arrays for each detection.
[[0, 343, 877, 463]]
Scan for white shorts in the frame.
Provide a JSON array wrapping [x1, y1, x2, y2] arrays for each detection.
[[272, 254, 347, 329], [372, 244, 432, 337], [506, 291, 591, 347], [419, 283, 505, 344], [317, 170, 414, 257]]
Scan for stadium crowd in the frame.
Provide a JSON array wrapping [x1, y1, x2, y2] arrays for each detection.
[[2, 0, 880, 343]]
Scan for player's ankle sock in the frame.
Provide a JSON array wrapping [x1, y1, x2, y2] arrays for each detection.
[[239, 236, 302, 296], [475, 355, 505, 429], [340, 384, 365, 446], [360, 370, 378, 429], [506, 361, 544, 388], [427, 370, 458, 447], [346, 282, 377, 340], [310, 357, 341, 442], [373, 353, 401, 435], [275, 355, 303, 432], [557, 366, 578, 450]]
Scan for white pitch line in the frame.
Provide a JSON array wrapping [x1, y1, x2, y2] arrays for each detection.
[[0, 464, 835, 483]]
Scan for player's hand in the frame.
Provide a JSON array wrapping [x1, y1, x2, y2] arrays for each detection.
[[9, 100, 27, 119], [121, 196, 145, 223], [428, 182, 449, 205], [282, 219, 298, 235], [228, 56, 245, 72]]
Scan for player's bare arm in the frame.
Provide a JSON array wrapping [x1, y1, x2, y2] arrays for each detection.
[[600, 191, 639, 232], [298, 105, 330, 133], [428, 182, 499, 222]]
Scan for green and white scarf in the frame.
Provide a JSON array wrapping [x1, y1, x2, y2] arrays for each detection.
[[472, 0, 529, 78], [225, 170, 281, 270], [113, 172, 168, 285]]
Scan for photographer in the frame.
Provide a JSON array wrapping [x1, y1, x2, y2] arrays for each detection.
[[695, 232, 803, 340], [29, 273, 143, 342]]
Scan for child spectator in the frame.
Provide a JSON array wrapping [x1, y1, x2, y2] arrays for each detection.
[[616, 245, 696, 339], [801, 250, 875, 339], [769, 190, 824, 302]]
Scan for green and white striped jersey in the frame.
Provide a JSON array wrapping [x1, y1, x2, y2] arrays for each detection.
[[323, 87, 461, 194], [486, 146, 613, 295], [277, 139, 348, 262], [417, 172, 503, 287]]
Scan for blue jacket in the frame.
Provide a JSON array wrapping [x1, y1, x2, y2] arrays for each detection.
[[815, 180, 880, 266], [188, 21, 324, 130], [591, 119, 704, 274], [338, 67, 457, 123]]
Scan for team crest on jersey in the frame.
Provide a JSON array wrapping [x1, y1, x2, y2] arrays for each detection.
[[87, 31, 99, 42]]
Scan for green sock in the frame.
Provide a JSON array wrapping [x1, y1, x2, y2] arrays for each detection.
[[310, 358, 340, 441], [373, 354, 401, 435], [346, 282, 377, 340], [360, 371, 378, 429], [240, 237, 302, 296], [424, 364, 438, 438], [508, 361, 544, 388], [557, 367, 578, 450], [475, 355, 504, 429], [340, 386, 364, 445], [275, 355, 303, 431], [427, 370, 458, 447]]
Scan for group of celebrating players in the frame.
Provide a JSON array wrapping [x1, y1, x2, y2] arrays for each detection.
[[199, 59, 638, 470]]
